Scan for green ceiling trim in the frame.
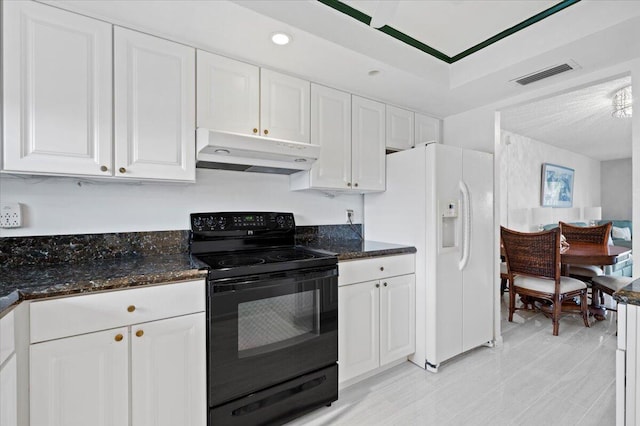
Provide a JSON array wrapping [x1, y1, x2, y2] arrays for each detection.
[[377, 25, 450, 63], [450, 0, 581, 63], [317, 0, 371, 26], [318, 0, 582, 64]]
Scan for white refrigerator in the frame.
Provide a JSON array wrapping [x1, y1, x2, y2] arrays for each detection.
[[364, 143, 495, 372]]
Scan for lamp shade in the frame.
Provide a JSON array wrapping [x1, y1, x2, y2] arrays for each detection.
[[531, 207, 553, 226], [583, 206, 602, 221]]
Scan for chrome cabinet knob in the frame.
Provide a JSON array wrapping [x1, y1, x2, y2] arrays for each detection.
[[100, 165, 108, 172], [375, 283, 380, 288], [119, 167, 126, 174]]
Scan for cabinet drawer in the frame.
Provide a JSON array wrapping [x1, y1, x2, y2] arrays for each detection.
[[339, 254, 415, 286], [0, 310, 15, 365], [30, 280, 205, 343]]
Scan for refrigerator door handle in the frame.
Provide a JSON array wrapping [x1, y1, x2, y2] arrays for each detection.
[[459, 180, 471, 270]]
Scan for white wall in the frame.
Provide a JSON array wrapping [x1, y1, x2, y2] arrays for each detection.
[[0, 170, 363, 237], [500, 131, 601, 231], [601, 158, 632, 220]]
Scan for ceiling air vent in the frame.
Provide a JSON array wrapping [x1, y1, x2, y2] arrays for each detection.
[[512, 61, 579, 86]]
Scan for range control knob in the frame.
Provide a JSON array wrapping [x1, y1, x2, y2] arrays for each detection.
[[218, 217, 227, 230], [276, 215, 285, 228], [204, 216, 215, 230], [193, 217, 204, 231]]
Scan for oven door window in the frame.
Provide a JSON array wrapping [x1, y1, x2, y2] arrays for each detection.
[[238, 290, 319, 358]]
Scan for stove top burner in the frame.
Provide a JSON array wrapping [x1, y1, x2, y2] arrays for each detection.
[[217, 256, 267, 268], [267, 252, 317, 262], [194, 247, 334, 279]]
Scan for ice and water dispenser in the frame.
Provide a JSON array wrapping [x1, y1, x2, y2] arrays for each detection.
[[440, 199, 459, 249]]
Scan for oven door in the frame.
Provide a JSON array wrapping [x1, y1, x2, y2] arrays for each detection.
[[208, 265, 338, 407]]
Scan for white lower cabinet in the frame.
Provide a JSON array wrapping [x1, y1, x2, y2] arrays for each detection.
[[28, 280, 206, 426], [338, 255, 415, 385], [0, 354, 18, 426], [30, 327, 130, 426], [339, 280, 380, 381], [131, 314, 206, 426], [617, 303, 640, 426]]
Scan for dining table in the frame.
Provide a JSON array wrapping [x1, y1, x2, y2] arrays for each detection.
[[560, 242, 632, 318]]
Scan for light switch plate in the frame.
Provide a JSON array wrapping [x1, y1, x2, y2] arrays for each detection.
[[0, 203, 22, 228]]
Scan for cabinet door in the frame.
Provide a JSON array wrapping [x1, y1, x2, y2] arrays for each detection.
[[131, 313, 206, 426], [309, 84, 352, 189], [260, 69, 310, 143], [379, 274, 415, 366], [415, 113, 441, 145], [351, 96, 386, 191], [386, 106, 414, 151], [114, 27, 195, 181], [2, 1, 112, 176], [196, 50, 259, 136], [0, 354, 17, 426], [30, 327, 129, 426], [338, 281, 380, 383]]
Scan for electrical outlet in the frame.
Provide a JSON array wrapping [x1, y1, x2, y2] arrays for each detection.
[[0, 203, 23, 228], [346, 209, 354, 223]]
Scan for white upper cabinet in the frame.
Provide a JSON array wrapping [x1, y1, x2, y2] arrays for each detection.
[[196, 51, 310, 143], [196, 51, 259, 136], [291, 92, 386, 193], [386, 106, 414, 151], [2, 1, 112, 176], [352, 96, 386, 192], [260, 69, 310, 143], [114, 27, 195, 181], [291, 84, 351, 190], [414, 112, 441, 145]]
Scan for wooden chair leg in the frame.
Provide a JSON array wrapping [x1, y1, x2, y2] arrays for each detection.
[[552, 296, 561, 336], [508, 287, 516, 322], [581, 291, 590, 328], [500, 278, 508, 295]]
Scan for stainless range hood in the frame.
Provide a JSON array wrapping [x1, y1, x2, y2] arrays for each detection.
[[196, 128, 321, 175]]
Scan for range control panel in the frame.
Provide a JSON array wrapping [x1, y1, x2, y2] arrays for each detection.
[[190, 212, 295, 232]]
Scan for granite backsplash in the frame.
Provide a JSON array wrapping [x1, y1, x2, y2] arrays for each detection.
[[0, 230, 190, 268], [0, 225, 362, 268]]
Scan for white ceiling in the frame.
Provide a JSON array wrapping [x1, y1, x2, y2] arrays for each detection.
[[47, 0, 639, 158], [502, 76, 632, 161], [341, 0, 560, 57]]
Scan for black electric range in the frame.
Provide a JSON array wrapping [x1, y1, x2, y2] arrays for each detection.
[[189, 212, 338, 426]]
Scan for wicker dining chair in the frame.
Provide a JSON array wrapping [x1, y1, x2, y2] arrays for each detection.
[[559, 221, 612, 281], [500, 226, 589, 336]]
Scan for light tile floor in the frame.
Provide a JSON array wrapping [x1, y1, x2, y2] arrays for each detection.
[[287, 294, 618, 426]]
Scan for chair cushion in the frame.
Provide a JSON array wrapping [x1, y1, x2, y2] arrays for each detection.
[[591, 275, 633, 292], [568, 264, 604, 278], [500, 262, 507, 274], [514, 275, 586, 293]]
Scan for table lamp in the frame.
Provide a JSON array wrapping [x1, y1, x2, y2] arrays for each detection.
[[583, 206, 602, 226], [531, 207, 553, 231]]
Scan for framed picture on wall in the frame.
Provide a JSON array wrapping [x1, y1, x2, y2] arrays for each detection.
[[541, 163, 574, 207]]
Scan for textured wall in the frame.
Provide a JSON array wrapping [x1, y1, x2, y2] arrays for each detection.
[[601, 158, 632, 220], [500, 131, 601, 231], [0, 170, 363, 237]]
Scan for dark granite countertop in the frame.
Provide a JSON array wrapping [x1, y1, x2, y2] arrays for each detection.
[[299, 239, 416, 261], [0, 253, 208, 316], [613, 278, 640, 306]]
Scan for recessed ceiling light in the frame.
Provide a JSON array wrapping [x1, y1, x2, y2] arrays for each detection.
[[271, 32, 291, 46], [368, 70, 381, 76]]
